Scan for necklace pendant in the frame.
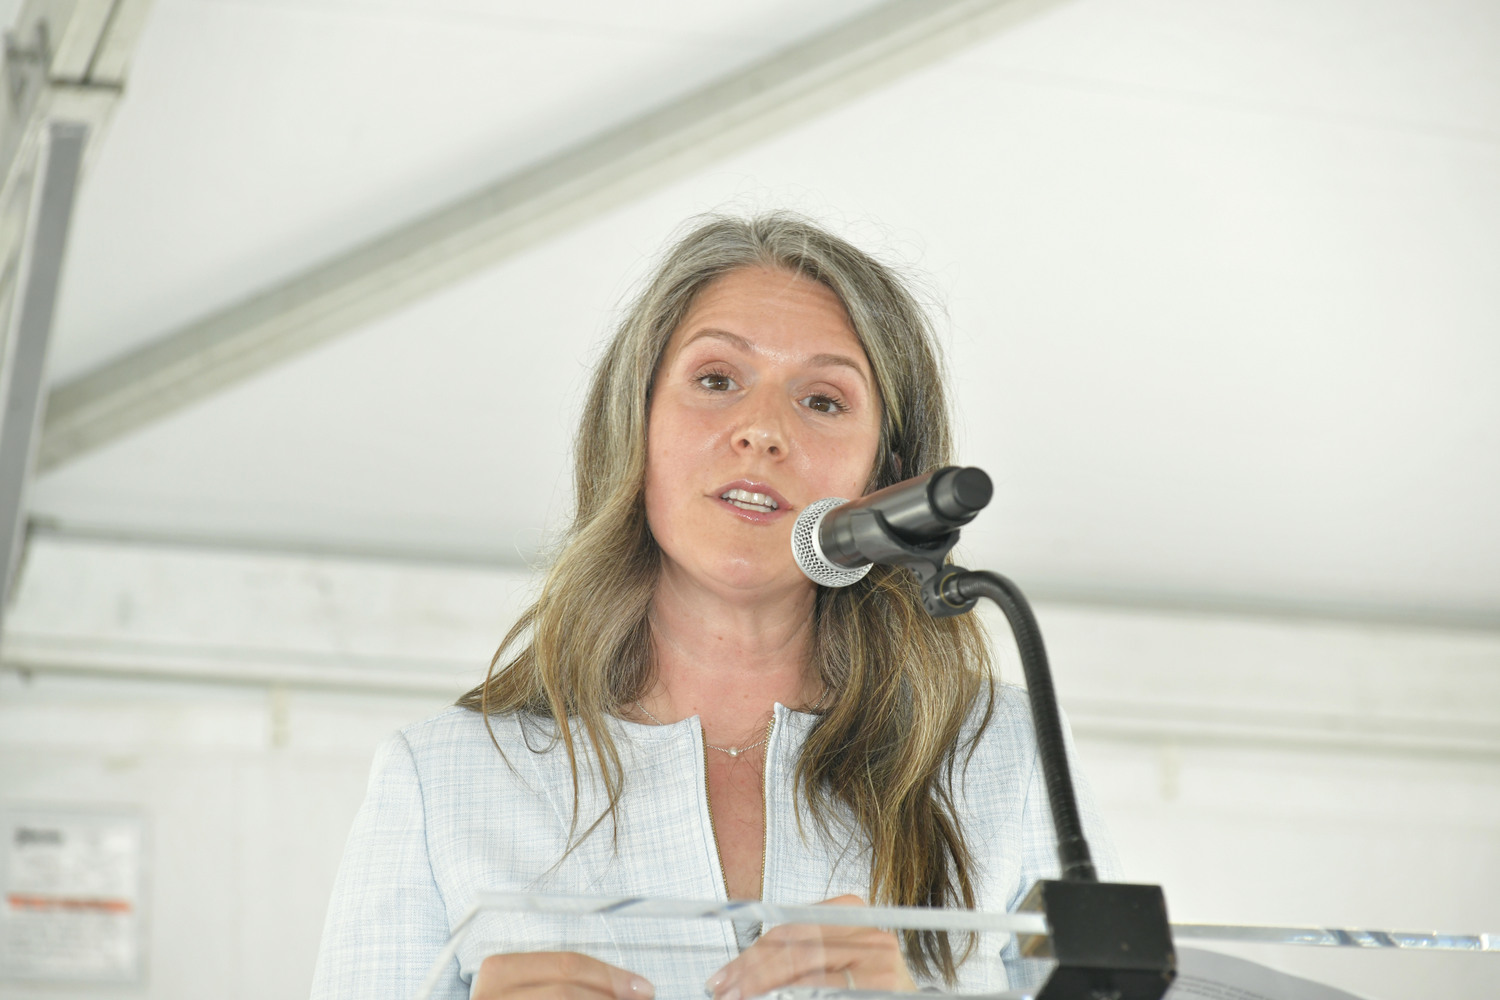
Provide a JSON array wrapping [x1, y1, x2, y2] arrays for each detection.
[[727, 747, 739, 757]]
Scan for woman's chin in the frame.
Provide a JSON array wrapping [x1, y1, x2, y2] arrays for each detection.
[[663, 555, 810, 602]]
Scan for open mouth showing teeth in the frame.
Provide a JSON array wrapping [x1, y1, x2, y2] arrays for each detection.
[[721, 488, 778, 513]]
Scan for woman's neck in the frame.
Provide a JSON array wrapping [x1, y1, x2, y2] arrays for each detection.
[[640, 566, 823, 745]]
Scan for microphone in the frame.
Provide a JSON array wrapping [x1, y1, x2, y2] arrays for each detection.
[[791, 467, 993, 587]]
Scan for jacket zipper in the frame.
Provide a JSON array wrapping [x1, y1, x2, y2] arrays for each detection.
[[703, 728, 731, 901], [702, 715, 780, 903], [758, 716, 775, 900]]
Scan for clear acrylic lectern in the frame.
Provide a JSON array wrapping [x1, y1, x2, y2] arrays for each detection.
[[412, 892, 1497, 1000]]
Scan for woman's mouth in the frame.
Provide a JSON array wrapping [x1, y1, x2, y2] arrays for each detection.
[[720, 488, 778, 513]]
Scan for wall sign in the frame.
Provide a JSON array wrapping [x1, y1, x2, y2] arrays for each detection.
[[0, 807, 146, 983]]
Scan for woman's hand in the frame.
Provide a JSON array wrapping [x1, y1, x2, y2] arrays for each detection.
[[705, 895, 916, 1000], [473, 951, 654, 1000]]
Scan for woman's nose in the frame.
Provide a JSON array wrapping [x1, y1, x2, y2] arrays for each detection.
[[732, 403, 787, 458]]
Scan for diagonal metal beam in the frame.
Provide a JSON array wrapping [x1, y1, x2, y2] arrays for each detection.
[[38, 0, 1072, 472]]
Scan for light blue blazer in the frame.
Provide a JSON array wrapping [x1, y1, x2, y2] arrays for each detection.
[[310, 685, 1118, 1000]]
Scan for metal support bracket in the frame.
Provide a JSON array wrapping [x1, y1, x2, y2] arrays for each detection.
[[0, 1, 151, 630], [4, 21, 50, 112], [0, 120, 86, 623]]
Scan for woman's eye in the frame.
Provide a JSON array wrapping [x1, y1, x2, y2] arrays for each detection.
[[800, 393, 846, 414], [697, 372, 736, 391]]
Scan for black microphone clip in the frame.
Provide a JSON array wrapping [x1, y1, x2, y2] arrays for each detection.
[[820, 466, 992, 618]]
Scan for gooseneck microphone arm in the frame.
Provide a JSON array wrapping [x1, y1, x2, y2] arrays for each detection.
[[940, 569, 1096, 882], [936, 568, 1173, 1000], [792, 466, 1097, 881], [791, 466, 1175, 1000]]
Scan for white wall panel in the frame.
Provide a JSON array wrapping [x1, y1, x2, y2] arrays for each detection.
[[0, 674, 449, 1000], [1081, 740, 1500, 999]]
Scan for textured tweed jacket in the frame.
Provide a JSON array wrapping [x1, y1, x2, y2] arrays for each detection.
[[310, 684, 1118, 1000]]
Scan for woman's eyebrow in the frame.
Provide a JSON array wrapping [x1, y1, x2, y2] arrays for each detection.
[[807, 352, 870, 388], [682, 329, 870, 389], [681, 328, 752, 353]]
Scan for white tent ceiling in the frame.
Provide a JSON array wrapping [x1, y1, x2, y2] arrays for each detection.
[[23, 0, 1500, 626]]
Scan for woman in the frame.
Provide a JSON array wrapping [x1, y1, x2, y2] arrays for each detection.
[[311, 214, 1116, 1000]]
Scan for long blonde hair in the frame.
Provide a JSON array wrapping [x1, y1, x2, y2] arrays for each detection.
[[458, 213, 994, 982]]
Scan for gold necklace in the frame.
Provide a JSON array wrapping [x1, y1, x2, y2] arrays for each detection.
[[634, 689, 828, 758], [635, 702, 768, 757]]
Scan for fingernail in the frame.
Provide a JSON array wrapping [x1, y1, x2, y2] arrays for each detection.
[[630, 976, 654, 998], [704, 970, 726, 994]]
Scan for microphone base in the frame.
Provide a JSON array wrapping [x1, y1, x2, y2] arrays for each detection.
[[1018, 879, 1177, 1000]]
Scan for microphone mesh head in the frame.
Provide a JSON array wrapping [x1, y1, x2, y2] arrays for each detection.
[[791, 498, 872, 588]]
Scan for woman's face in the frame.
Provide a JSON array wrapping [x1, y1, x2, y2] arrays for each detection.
[[645, 266, 883, 600]]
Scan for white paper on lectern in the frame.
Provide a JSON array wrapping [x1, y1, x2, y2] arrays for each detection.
[[1165, 947, 1371, 1000]]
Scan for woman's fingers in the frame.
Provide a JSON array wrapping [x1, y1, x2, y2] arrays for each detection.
[[724, 926, 913, 998], [708, 922, 828, 1000], [474, 951, 654, 1000], [821, 894, 866, 907], [706, 897, 916, 999]]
